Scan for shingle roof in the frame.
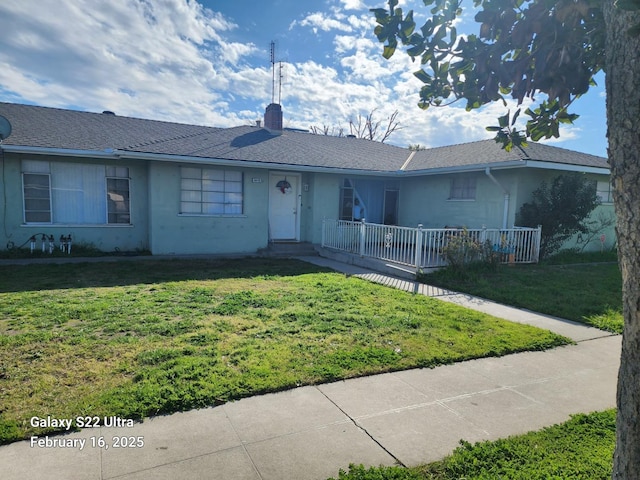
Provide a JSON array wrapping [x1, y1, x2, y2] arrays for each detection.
[[0, 102, 609, 174], [0, 102, 409, 172], [406, 139, 609, 171], [125, 125, 416, 172], [0, 102, 214, 151]]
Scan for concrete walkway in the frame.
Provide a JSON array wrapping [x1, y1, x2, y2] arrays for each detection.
[[0, 256, 619, 480]]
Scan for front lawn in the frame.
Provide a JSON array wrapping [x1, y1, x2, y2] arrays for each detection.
[[422, 261, 623, 333], [0, 258, 568, 444], [330, 409, 616, 480]]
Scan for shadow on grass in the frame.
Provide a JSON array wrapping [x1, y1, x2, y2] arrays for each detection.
[[0, 257, 333, 293]]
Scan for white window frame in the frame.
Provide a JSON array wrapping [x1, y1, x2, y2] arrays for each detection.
[[596, 180, 613, 204], [180, 167, 244, 216], [22, 173, 52, 224], [106, 175, 131, 224], [21, 161, 132, 226]]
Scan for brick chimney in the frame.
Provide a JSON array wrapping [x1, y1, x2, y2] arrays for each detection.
[[264, 103, 283, 133]]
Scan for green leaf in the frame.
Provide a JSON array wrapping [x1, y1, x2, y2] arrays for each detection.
[[498, 112, 510, 128], [383, 42, 397, 59], [529, 127, 547, 142], [511, 108, 521, 126], [401, 11, 416, 38], [407, 45, 425, 57], [558, 113, 579, 124], [414, 69, 432, 83], [370, 8, 389, 21], [421, 19, 433, 37]]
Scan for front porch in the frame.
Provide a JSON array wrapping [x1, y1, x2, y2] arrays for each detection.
[[320, 219, 542, 278]]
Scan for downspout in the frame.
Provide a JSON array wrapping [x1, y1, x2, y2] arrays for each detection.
[[485, 167, 510, 229]]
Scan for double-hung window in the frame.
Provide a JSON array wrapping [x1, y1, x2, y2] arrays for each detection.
[[449, 176, 476, 200], [180, 167, 243, 215], [23, 170, 52, 223], [107, 167, 131, 224], [21, 160, 131, 224], [596, 180, 613, 204]]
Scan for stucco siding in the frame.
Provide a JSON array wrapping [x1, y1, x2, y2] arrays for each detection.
[[397, 171, 517, 229], [148, 163, 270, 255], [306, 173, 341, 244]]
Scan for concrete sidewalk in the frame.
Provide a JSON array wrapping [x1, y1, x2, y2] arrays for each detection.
[[0, 257, 620, 480]]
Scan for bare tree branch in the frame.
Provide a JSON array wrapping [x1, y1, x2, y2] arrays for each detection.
[[312, 109, 402, 143]]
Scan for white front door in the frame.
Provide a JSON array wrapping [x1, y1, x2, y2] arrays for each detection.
[[269, 173, 300, 241]]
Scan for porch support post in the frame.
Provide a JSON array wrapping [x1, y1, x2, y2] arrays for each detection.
[[414, 224, 424, 273], [359, 219, 366, 257], [321, 218, 326, 248], [534, 225, 542, 263]]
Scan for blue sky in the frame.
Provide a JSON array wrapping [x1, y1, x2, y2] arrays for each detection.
[[0, 0, 607, 156]]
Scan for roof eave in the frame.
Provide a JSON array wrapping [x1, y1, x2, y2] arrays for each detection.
[[402, 159, 610, 176], [524, 160, 610, 175], [0, 144, 119, 159], [401, 160, 528, 176]]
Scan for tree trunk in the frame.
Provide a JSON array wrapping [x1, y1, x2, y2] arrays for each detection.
[[604, 2, 640, 478]]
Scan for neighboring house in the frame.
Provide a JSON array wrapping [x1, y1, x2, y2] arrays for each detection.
[[0, 102, 614, 255]]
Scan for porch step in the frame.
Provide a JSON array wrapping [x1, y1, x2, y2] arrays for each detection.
[[258, 242, 319, 258]]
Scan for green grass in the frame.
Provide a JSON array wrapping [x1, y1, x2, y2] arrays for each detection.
[[421, 260, 623, 333], [0, 258, 568, 444], [541, 249, 618, 265], [330, 409, 616, 480]]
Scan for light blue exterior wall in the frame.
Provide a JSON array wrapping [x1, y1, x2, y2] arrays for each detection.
[[302, 173, 402, 244], [395, 168, 615, 253], [1, 150, 615, 256], [0, 153, 149, 252], [147, 162, 271, 255], [398, 170, 519, 229], [510, 170, 616, 252], [305, 173, 342, 244]]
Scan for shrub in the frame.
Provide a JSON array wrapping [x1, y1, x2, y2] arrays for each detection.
[[441, 228, 500, 273], [517, 173, 600, 258]]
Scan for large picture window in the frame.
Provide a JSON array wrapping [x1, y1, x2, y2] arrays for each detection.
[[181, 167, 243, 215], [21, 160, 130, 225]]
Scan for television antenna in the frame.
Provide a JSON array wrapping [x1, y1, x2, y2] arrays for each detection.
[[0, 115, 11, 143], [270, 41, 285, 104]]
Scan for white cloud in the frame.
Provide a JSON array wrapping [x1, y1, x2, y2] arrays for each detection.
[[0, 0, 254, 126], [0, 0, 606, 155], [338, 0, 367, 10], [295, 12, 353, 34]]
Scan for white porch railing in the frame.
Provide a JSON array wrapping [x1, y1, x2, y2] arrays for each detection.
[[321, 219, 542, 271]]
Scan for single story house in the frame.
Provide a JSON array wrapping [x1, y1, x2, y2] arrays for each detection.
[[0, 102, 614, 256]]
